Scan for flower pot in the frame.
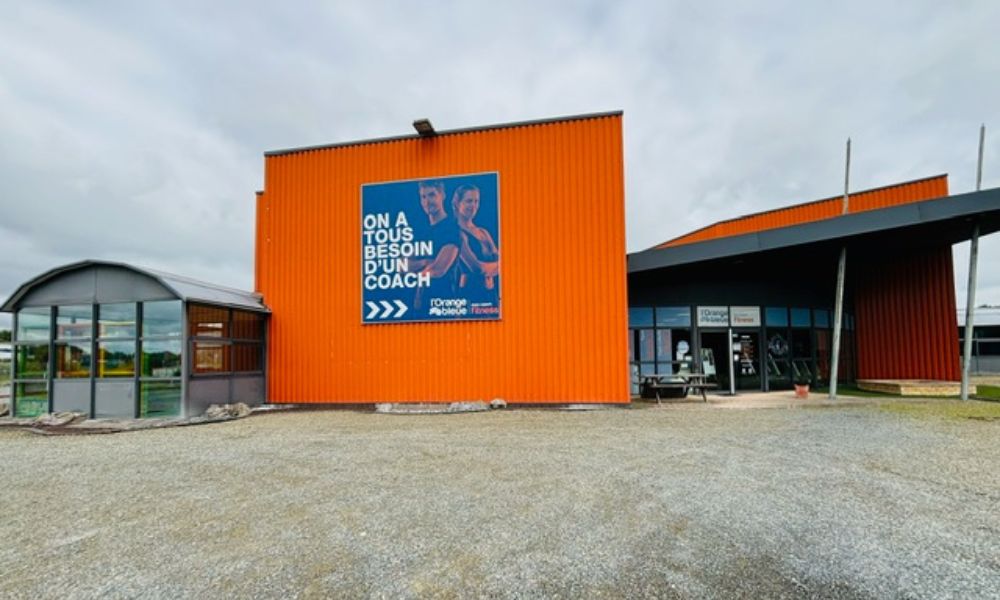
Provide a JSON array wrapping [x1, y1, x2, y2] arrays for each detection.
[[794, 384, 810, 399]]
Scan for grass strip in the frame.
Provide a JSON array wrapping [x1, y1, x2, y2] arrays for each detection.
[[973, 384, 1000, 402], [878, 399, 1000, 421]]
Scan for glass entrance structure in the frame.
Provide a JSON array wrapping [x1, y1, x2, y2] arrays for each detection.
[[2, 261, 269, 419], [629, 303, 854, 393]]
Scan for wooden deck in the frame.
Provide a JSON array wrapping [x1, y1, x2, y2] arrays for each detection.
[[856, 379, 971, 397]]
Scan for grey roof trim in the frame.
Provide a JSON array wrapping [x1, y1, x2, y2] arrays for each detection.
[[629, 186, 1000, 273], [648, 173, 949, 250], [0, 260, 269, 313], [264, 110, 624, 157]]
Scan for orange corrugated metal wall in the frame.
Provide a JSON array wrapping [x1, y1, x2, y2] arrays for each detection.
[[255, 115, 629, 403], [661, 175, 949, 248], [854, 245, 960, 381]]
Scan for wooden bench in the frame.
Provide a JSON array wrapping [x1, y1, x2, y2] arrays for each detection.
[[639, 374, 717, 403]]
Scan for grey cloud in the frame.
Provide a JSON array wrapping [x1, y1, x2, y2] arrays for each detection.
[[1, 0, 998, 336]]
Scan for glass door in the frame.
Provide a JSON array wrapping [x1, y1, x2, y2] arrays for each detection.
[[699, 331, 730, 392], [733, 331, 761, 391]]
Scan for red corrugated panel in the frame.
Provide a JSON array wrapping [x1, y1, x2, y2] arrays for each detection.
[[854, 245, 960, 380], [658, 175, 949, 248], [256, 114, 629, 403]]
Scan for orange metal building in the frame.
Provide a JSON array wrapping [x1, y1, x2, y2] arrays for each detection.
[[628, 174, 1000, 391], [659, 176, 962, 383], [255, 112, 629, 404]]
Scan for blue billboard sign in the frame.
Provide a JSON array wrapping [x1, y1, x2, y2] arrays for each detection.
[[361, 172, 500, 324]]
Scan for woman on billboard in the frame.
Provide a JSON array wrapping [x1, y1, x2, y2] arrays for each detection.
[[451, 184, 499, 305]]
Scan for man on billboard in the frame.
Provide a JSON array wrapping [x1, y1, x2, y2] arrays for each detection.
[[410, 180, 462, 313]]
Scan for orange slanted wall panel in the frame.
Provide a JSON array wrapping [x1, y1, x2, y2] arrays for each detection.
[[659, 175, 949, 248], [854, 245, 960, 381], [255, 114, 629, 403]]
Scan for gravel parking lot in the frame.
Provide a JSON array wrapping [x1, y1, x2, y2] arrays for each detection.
[[1, 402, 998, 599]]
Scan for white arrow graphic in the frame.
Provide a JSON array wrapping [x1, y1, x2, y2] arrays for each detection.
[[379, 300, 394, 318], [394, 300, 408, 318], [365, 301, 380, 320]]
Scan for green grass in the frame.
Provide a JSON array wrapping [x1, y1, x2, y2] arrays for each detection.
[[0, 361, 9, 387], [878, 399, 1000, 421], [974, 384, 1000, 402]]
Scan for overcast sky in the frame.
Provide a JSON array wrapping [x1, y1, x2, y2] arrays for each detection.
[[1, 1, 998, 330]]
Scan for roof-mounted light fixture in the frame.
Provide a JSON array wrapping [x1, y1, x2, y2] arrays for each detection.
[[413, 118, 436, 137]]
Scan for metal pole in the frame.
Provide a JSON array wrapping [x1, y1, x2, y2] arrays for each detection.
[[829, 138, 851, 399], [727, 326, 736, 395], [961, 124, 986, 400]]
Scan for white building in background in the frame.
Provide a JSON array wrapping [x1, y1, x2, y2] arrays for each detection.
[[958, 307, 1000, 374]]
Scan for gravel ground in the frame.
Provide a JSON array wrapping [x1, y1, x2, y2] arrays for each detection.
[[0, 403, 997, 599]]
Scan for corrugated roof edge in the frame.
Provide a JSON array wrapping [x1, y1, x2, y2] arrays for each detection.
[[263, 110, 624, 157], [650, 173, 949, 250], [629, 185, 1000, 273], [0, 260, 269, 313]]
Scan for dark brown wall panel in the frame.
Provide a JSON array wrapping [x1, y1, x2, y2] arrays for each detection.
[[855, 245, 960, 381]]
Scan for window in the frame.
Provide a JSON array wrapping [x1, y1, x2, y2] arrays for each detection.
[[97, 341, 136, 378], [628, 307, 654, 328], [140, 381, 181, 418], [16, 307, 50, 341], [188, 305, 265, 376], [56, 342, 91, 379], [790, 308, 811, 328], [189, 305, 229, 338], [629, 305, 694, 393], [765, 329, 791, 390], [56, 305, 92, 339], [143, 300, 182, 337], [232, 310, 264, 341], [141, 339, 182, 378], [15, 344, 50, 379], [139, 300, 183, 418], [232, 343, 262, 372], [55, 304, 92, 379], [13, 307, 51, 417], [14, 382, 48, 418], [765, 307, 788, 327], [99, 303, 136, 338], [655, 306, 691, 328], [194, 341, 229, 373], [94, 304, 135, 421]]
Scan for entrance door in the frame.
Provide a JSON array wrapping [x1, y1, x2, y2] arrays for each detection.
[[700, 330, 762, 392], [699, 331, 730, 392], [732, 331, 761, 391]]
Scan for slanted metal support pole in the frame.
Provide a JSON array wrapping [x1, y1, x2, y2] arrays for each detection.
[[961, 124, 986, 400], [829, 138, 851, 400]]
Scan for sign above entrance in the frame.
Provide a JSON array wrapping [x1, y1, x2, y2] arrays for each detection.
[[696, 306, 730, 327], [361, 172, 501, 324], [730, 306, 761, 327]]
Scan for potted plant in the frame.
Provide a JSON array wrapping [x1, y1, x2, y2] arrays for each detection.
[[794, 369, 812, 399]]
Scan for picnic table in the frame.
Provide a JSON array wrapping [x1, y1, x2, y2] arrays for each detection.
[[639, 372, 717, 403]]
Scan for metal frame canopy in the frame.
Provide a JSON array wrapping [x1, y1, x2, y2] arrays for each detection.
[[629, 186, 1000, 273], [2, 260, 269, 420], [1, 260, 269, 313]]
